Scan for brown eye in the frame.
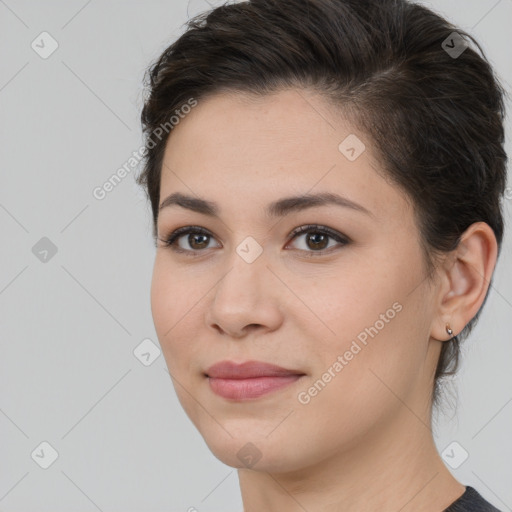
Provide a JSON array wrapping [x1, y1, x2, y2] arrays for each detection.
[[304, 232, 329, 250], [187, 233, 210, 250], [288, 225, 349, 256], [160, 224, 349, 257], [160, 226, 220, 255]]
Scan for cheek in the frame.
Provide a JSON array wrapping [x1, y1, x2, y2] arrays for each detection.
[[150, 256, 193, 331], [150, 258, 188, 364], [150, 259, 171, 338], [307, 257, 427, 396], [150, 257, 207, 378], [150, 262, 200, 421], [304, 271, 390, 350], [292, 303, 424, 457]]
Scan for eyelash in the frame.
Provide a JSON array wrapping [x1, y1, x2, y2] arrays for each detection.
[[158, 224, 350, 258]]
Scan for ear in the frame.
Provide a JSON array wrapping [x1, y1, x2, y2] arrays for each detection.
[[431, 222, 498, 342]]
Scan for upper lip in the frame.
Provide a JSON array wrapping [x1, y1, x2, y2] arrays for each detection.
[[205, 360, 305, 379]]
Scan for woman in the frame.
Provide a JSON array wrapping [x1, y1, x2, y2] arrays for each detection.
[[136, 0, 508, 510]]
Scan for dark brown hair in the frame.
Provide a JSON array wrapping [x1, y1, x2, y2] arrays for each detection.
[[136, 0, 509, 408]]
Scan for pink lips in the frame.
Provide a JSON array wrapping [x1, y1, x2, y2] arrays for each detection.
[[205, 360, 305, 400]]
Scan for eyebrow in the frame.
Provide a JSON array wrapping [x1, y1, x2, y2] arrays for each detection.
[[159, 191, 374, 219]]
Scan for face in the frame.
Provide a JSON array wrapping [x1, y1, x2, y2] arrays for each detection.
[[151, 88, 441, 472]]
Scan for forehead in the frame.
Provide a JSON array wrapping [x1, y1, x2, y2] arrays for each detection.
[[160, 88, 413, 222]]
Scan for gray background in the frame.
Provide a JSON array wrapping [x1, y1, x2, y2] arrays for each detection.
[[0, 0, 511, 510]]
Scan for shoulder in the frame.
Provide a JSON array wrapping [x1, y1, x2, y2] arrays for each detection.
[[444, 486, 502, 512]]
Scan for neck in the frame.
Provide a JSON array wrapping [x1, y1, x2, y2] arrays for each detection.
[[238, 401, 465, 512]]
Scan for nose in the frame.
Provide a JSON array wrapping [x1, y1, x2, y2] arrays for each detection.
[[204, 248, 284, 339]]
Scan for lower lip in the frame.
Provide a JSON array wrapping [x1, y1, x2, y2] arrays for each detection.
[[208, 375, 303, 400]]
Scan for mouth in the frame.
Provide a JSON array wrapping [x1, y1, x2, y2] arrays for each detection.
[[204, 360, 306, 401]]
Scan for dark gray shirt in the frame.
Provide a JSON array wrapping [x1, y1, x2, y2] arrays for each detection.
[[444, 486, 502, 511]]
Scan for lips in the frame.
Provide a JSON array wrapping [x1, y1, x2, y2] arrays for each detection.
[[205, 360, 304, 379], [205, 360, 305, 400]]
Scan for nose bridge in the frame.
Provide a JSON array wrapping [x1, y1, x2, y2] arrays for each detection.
[[206, 235, 284, 335], [221, 234, 270, 296]]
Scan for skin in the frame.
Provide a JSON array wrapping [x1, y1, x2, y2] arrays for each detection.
[[150, 88, 497, 512]]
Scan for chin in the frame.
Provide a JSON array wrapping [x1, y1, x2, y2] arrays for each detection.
[[199, 430, 307, 473]]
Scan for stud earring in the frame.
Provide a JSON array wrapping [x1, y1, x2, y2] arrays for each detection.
[[446, 323, 453, 337]]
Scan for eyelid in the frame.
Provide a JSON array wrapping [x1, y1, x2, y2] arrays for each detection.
[[158, 225, 218, 251], [159, 224, 350, 256]]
